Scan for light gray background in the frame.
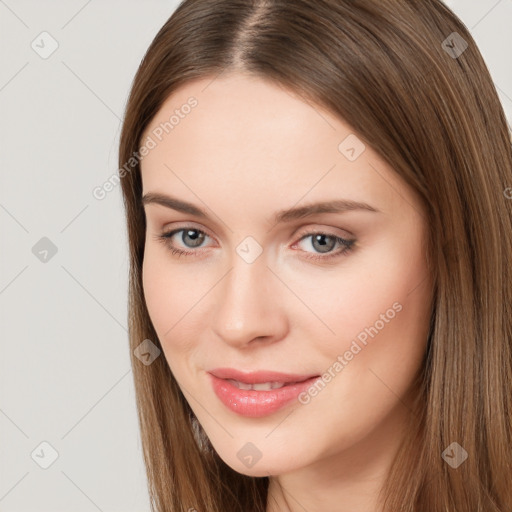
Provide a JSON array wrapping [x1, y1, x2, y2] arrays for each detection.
[[0, 1, 511, 511]]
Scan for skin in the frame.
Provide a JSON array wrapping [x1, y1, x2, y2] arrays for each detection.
[[140, 72, 434, 512]]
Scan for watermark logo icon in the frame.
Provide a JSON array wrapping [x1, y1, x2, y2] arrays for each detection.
[[338, 134, 366, 162], [236, 236, 263, 264], [31, 31, 59, 59], [442, 32, 468, 59], [31, 441, 59, 469], [442, 441, 468, 468], [237, 442, 262, 468], [32, 237, 58, 263], [134, 339, 161, 365]]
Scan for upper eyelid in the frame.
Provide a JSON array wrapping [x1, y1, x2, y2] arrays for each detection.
[[162, 223, 216, 241]]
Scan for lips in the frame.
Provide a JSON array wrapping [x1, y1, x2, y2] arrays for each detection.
[[208, 368, 317, 384], [208, 368, 320, 417]]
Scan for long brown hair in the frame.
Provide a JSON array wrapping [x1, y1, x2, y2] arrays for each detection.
[[118, 1, 512, 510]]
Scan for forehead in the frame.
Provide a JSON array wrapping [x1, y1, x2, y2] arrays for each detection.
[[142, 72, 345, 168], [139, 73, 416, 220]]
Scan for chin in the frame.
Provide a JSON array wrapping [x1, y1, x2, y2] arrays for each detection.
[[212, 443, 307, 478], [227, 459, 293, 478]]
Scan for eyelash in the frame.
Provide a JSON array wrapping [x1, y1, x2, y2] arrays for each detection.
[[154, 227, 355, 262]]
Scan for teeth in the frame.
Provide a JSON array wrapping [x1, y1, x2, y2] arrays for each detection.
[[227, 379, 288, 390]]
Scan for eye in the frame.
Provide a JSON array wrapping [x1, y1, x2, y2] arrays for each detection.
[[293, 231, 355, 262], [154, 227, 356, 262], [155, 227, 211, 258]]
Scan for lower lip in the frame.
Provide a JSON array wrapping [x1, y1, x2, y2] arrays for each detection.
[[208, 373, 320, 417]]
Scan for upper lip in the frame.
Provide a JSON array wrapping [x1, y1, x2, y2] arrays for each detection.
[[208, 368, 319, 384]]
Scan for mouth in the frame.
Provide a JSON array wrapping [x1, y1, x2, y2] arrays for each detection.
[[207, 368, 321, 417]]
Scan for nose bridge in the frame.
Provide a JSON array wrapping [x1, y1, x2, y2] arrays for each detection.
[[211, 247, 286, 346]]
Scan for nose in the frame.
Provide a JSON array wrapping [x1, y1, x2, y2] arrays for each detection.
[[211, 252, 289, 349]]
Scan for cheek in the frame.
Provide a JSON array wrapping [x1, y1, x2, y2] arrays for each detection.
[[142, 247, 170, 330], [142, 243, 219, 378], [305, 232, 432, 375], [142, 246, 195, 351], [291, 245, 431, 448]]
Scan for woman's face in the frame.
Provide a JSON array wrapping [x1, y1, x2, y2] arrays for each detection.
[[140, 72, 433, 478]]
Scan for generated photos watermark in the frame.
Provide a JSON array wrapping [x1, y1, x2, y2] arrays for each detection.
[[298, 301, 403, 405], [92, 96, 198, 201]]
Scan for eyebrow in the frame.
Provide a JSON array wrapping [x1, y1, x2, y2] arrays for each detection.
[[141, 192, 380, 223]]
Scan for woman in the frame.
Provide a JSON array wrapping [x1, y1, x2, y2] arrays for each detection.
[[119, 1, 512, 510]]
